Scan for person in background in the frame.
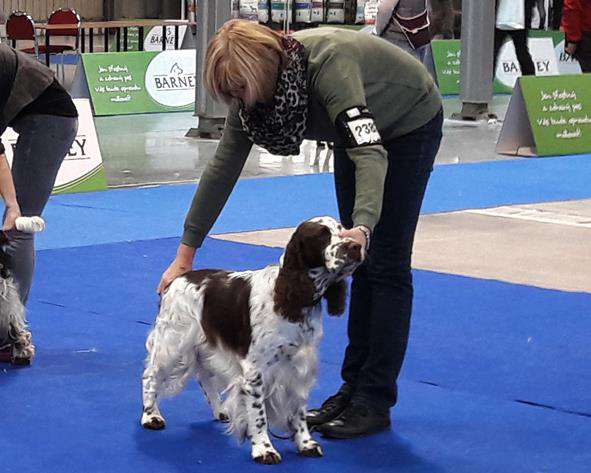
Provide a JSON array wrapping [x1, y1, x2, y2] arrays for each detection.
[[0, 44, 78, 364], [494, 0, 536, 77], [561, 0, 591, 72], [374, 0, 433, 65], [159, 19, 443, 438], [526, 0, 547, 29], [429, 0, 456, 39], [551, 0, 564, 30]]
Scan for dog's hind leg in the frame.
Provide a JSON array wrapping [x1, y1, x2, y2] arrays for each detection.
[[141, 286, 202, 430], [141, 355, 167, 430], [195, 363, 228, 422], [141, 322, 196, 429], [289, 406, 323, 457]]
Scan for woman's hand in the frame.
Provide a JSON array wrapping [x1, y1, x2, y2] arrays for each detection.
[[565, 42, 578, 56], [339, 225, 370, 250], [3, 205, 21, 232], [157, 243, 196, 295]]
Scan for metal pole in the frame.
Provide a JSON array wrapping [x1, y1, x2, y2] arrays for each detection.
[[186, 0, 231, 139], [451, 0, 496, 121]]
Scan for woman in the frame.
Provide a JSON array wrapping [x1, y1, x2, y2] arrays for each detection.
[[562, 0, 591, 72], [494, 0, 536, 77], [0, 44, 78, 363], [375, 0, 433, 64], [159, 20, 443, 438]]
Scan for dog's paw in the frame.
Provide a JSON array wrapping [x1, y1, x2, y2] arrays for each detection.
[[252, 445, 282, 464], [299, 441, 323, 458], [12, 331, 35, 365], [141, 411, 166, 430], [217, 411, 230, 423]]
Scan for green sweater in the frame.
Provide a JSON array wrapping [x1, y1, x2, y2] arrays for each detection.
[[182, 28, 441, 248]]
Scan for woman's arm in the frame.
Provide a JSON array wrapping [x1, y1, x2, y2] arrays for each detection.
[[562, 0, 583, 43], [158, 106, 253, 294], [311, 49, 388, 235]]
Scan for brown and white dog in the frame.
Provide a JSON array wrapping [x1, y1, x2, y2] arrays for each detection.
[[141, 216, 364, 464]]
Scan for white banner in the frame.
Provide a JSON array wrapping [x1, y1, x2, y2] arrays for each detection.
[[554, 40, 583, 75], [143, 25, 188, 51], [2, 99, 106, 193], [144, 49, 196, 108], [496, 37, 559, 89]]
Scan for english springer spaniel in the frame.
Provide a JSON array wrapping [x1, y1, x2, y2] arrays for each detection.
[[0, 217, 44, 365], [141, 216, 364, 464]]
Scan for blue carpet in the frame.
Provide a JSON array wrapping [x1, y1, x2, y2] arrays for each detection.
[[1, 237, 589, 473], [2, 153, 588, 250]]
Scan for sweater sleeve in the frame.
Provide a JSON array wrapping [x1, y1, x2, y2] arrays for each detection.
[[181, 105, 253, 248], [311, 48, 388, 232], [562, 0, 583, 42]]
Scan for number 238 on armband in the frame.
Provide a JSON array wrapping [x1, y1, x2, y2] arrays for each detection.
[[337, 106, 383, 148]]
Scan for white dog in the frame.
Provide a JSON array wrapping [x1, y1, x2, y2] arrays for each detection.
[[141, 216, 365, 464]]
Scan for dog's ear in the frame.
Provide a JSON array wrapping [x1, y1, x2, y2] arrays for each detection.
[[282, 222, 331, 270], [323, 280, 347, 316], [273, 269, 317, 323]]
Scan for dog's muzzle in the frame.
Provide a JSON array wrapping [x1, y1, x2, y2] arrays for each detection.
[[336, 240, 364, 264]]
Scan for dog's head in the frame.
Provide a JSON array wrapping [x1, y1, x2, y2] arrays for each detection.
[[274, 216, 365, 321]]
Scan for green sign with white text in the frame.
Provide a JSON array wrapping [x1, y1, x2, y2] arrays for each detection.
[[520, 74, 591, 156], [82, 50, 196, 116], [430, 39, 461, 95]]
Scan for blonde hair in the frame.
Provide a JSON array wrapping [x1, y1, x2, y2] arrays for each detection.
[[204, 20, 287, 107]]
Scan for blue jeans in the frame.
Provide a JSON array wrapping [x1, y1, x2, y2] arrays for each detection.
[[3, 114, 78, 303], [333, 108, 443, 411]]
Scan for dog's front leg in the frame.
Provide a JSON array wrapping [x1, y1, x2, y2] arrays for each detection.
[[289, 406, 323, 457], [241, 362, 281, 464]]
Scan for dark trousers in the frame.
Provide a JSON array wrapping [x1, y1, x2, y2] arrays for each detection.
[[494, 28, 536, 76], [573, 32, 591, 73], [333, 108, 443, 411], [3, 114, 78, 303]]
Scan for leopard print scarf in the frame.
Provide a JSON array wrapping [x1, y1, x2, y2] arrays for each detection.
[[238, 36, 308, 156]]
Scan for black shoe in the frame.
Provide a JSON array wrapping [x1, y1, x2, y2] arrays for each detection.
[[306, 386, 352, 427], [316, 402, 390, 439]]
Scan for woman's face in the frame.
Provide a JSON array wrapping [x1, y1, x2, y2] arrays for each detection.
[[228, 50, 280, 108], [228, 86, 247, 103]]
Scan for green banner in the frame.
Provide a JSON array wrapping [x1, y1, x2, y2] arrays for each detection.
[[111, 26, 141, 51], [82, 50, 196, 116], [432, 34, 579, 96], [52, 165, 108, 195], [431, 39, 461, 95], [520, 74, 591, 156], [432, 39, 527, 95]]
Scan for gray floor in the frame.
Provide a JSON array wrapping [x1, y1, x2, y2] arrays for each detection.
[[95, 96, 515, 188], [89, 92, 590, 296]]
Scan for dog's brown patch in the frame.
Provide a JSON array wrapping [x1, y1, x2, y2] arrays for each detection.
[[186, 270, 252, 357]]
